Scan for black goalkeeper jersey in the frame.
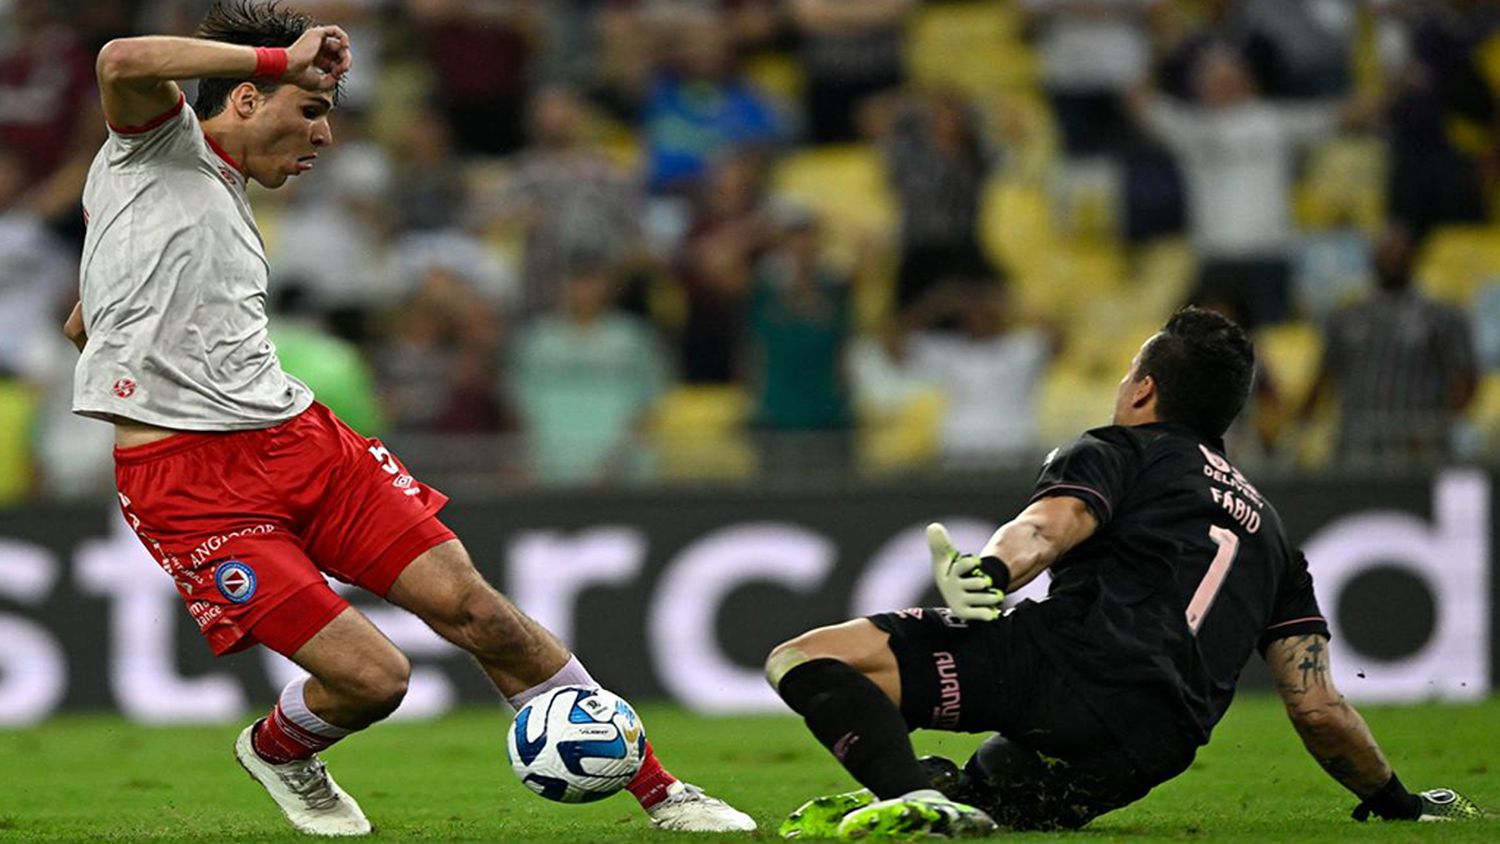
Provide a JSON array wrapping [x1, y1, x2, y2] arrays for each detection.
[[1012, 422, 1329, 775]]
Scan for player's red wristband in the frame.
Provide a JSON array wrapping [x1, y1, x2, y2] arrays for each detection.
[[252, 47, 288, 82]]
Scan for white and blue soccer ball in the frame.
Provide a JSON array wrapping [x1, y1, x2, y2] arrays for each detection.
[[506, 685, 646, 803]]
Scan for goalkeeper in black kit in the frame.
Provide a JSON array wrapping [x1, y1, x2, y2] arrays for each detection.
[[766, 307, 1484, 838]]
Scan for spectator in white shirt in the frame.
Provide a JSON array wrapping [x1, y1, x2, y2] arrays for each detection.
[[901, 281, 1055, 467], [1135, 46, 1350, 328]]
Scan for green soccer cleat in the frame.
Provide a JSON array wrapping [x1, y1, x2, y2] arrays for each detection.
[[1418, 789, 1485, 821], [834, 792, 997, 839], [780, 789, 876, 838]]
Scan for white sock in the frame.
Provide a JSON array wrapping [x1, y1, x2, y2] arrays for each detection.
[[506, 655, 598, 710], [280, 675, 352, 738]]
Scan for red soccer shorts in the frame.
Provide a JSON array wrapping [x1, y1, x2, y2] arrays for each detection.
[[113, 402, 456, 656]]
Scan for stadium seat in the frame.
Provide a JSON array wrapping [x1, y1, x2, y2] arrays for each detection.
[[1468, 372, 1500, 454], [1037, 366, 1120, 446], [770, 146, 898, 327], [0, 380, 36, 505], [770, 146, 896, 254], [1415, 226, 1500, 306], [1292, 137, 1385, 233], [651, 386, 757, 480], [1256, 321, 1323, 414], [856, 387, 945, 475], [744, 52, 806, 104], [907, 0, 1036, 94]]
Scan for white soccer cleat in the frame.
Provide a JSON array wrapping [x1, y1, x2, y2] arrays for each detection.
[[647, 781, 758, 832], [234, 724, 372, 836]]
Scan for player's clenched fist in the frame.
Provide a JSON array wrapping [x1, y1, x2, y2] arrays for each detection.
[[928, 522, 1004, 622], [283, 24, 351, 90]]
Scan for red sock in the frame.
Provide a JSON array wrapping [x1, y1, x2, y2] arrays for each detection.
[[251, 702, 342, 764], [626, 740, 678, 810]]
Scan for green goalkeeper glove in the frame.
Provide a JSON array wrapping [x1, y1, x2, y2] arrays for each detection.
[[927, 523, 1007, 622], [1351, 776, 1485, 821]]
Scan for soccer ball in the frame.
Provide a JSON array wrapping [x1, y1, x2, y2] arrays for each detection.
[[506, 685, 646, 803]]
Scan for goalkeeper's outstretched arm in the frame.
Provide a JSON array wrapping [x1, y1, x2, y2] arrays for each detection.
[[1266, 634, 1392, 796], [1266, 633, 1482, 821]]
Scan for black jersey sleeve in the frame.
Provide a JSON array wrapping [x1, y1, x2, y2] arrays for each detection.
[[1030, 428, 1141, 526], [1257, 549, 1332, 655]]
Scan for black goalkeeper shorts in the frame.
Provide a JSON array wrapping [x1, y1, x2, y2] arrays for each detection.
[[867, 606, 1159, 829]]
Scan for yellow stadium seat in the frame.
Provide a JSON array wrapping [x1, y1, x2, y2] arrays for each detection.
[[1037, 366, 1120, 446], [651, 386, 756, 480], [1133, 237, 1197, 315], [907, 1, 1037, 94], [771, 146, 898, 327], [0, 380, 36, 506], [857, 388, 945, 475], [1468, 372, 1500, 453], [1416, 226, 1500, 306], [744, 52, 805, 104], [1256, 321, 1323, 413], [771, 145, 896, 250], [1292, 137, 1385, 232], [981, 177, 1054, 279]]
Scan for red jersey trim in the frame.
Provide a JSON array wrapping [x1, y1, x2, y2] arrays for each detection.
[[202, 131, 246, 176], [107, 93, 186, 135]]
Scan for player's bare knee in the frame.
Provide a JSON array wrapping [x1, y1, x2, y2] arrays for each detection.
[[766, 630, 843, 689], [341, 649, 411, 718]]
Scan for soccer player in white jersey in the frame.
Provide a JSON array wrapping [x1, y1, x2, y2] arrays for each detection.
[[67, 1, 754, 835]]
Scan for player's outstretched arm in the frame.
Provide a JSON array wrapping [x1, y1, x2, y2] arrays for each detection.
[[928, 497, 1098, 622], [979, 496, 1097, 591], [1266, 633, 1483, 821], [95, 26, 350, 129], [1267, 634, 1392, 796]]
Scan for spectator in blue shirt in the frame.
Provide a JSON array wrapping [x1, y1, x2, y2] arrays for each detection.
[[643, 16, 783, 194]]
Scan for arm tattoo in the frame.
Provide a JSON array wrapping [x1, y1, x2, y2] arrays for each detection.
[[1280, 635, 1332, 697]]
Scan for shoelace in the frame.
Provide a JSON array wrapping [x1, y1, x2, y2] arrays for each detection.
[[278, 759, 340, 811], [661, 784, 727, 810]]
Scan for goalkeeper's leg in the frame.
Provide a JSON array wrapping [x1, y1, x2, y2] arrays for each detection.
[[767, 611, 1015, 836]]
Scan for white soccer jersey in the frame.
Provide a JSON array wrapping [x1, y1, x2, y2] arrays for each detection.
[[73, 94, 313, 430]]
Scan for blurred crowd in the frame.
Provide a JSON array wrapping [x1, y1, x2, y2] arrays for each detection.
[[4, 0, 1500, 498]]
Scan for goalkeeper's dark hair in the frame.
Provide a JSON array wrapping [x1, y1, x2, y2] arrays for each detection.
[[192, 1, 337, 119], [1137, 306, 1255, 441]]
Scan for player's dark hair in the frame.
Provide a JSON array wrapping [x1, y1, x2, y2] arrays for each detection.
[[1137, 306, 1255, 441], [192, 1, 334, 119]]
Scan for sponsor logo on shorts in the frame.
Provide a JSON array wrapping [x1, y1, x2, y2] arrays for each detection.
[[112, 378, 137, 399], [931, 651, 962, 729], [189, 524, 277, 566], [213, 559, 257, 604]]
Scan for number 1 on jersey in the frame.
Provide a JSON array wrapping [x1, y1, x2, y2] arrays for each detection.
[[1186, 526, 1239, 634]]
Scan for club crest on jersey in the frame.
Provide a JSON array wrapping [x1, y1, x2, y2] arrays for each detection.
[[213, 559, 257, 604], [112, 378, 137, 399]]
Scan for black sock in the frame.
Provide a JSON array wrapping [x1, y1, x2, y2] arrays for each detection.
[[776, 658, 931, 798]]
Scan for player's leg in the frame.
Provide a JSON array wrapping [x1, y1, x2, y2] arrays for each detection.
[[234, 594, 413, 837], [247, 604, 411, 759], [765, 612, 999, 838], [765, 618, 930, 797], [381, 538, 755, 832]]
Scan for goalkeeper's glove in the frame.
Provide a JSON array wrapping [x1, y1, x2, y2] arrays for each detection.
[[927, 522, 1009, 622], [1351, 774, 1485, 821]]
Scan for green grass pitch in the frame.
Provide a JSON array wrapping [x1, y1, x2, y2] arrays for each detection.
[[1, 696, 1496, 842]]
